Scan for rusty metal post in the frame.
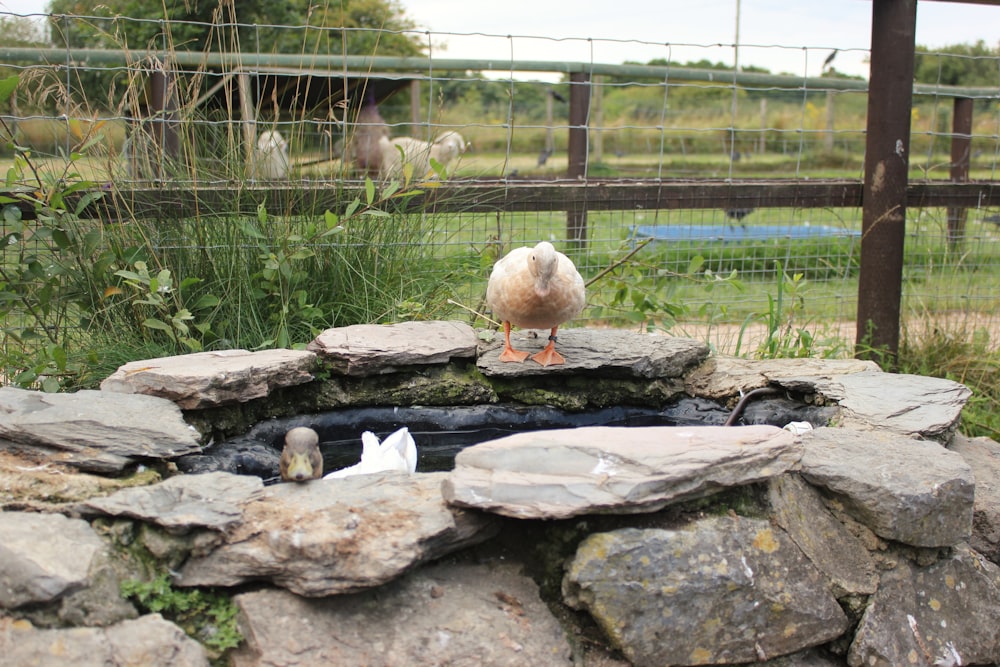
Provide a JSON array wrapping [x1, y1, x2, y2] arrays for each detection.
[[149, 62, 179, 159], [855, 0, 916, 365], [947, 96, 973, 249], [566, 70, 590, 247]]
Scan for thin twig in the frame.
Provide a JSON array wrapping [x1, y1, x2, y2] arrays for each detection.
[[585, 237, 653, 288], [448, 299, 498, 326]]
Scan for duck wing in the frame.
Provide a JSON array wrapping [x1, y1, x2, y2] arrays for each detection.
[[323, 431, 382, 479], [324, 429, 416, 478], [381, 426, 417, 473]]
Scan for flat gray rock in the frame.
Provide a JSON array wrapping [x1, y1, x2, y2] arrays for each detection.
[[799, 427, 974, 547], [685, 356, 881, 400], [769, 473, 878, 597], [0, 613, 208, 667], [443, 424, 801, 519], [81, 471, 263, 533], [230, 562, 573, 667], [476, 329, 709, 377], [791, 370, 970, 439], [563, 517, 848, 665], [177, 472, 497, 596], [848, 544, 1000, 667], [100, 348, 317, 409], [0, 387, 201, 473], [949, 434, 1000, 563], [0, 512, 105, 609], [308, 321, 478, 375]]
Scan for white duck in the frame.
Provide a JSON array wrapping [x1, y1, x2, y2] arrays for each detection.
[[486, 241, 586, 366], [323, 426, 417, 479]]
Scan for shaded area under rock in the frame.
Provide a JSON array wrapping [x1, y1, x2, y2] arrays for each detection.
[[177, 398, 837, 480]]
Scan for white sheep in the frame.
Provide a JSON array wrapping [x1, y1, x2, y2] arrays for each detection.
[[251, 129, 290, 180], [379, 131, 467, 180]]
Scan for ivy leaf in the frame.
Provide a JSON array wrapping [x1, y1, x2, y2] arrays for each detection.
[[687, 255, 705, 274], [142, 318, 173, 333], [364, 177, 375, 206], [191, 294, 220, 310], [344, 198, 361, 219], [0, 75, 18, 102]]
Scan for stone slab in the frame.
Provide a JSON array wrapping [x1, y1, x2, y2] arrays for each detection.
[[476, 329, 709, 378], [307, 321, 479, 375], [0, 387, 202, 473], [444, 424, 801, 519], [100, 348, 317, 409], [799, 427, 974, 547]]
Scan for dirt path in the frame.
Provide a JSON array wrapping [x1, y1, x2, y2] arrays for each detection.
[[672, 311, 1000, 357]]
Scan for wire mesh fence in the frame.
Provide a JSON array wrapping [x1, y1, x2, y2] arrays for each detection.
[[2, 10, 1000, 362]]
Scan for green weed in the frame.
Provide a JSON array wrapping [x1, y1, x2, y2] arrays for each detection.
[[897, 318, 1000, 439], [120, 573, 242, 660]]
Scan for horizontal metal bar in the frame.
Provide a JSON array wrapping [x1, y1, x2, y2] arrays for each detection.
[[2, 47, 999, 98]]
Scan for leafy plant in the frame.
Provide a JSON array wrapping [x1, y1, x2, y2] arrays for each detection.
[[588, 240, 744, 333], [733, 261, 853, 360], [120, 573, 242, 659], [0, 75, 120, 388], [113, 261, 218, 352], [240, 177, 427, 349]]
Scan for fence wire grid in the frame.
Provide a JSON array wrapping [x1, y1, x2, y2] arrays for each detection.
[[2, 11, 1000, 354]]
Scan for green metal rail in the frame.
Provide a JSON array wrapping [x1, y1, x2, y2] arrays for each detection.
[[1, 47, 998, 98]]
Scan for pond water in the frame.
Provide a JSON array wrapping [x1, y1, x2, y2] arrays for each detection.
[[263, 402, 729, 473], [180, 394, 835, 481]]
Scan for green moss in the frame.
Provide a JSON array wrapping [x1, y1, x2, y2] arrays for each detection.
[[488, 374, 684, 410], [684, 483, 770, 519], [120, 573, 242, 662], [333, 363, 499, 407]]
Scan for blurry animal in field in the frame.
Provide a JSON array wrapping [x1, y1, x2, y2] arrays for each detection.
[[350, 92, 390, 177], [725, 207, 754, 229], [486, 240, 586, 367], [379, 131, 468, 181], [251, 130, 290, 180]]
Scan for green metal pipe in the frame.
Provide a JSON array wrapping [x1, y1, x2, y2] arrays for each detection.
[[1, 47, 997, 98]]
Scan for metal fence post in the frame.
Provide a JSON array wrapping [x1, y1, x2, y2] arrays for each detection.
[[567, 70, 590, 248], [947, 96, 974, 249], [855, 0, 917, 365], [149, 62, 179, 156]]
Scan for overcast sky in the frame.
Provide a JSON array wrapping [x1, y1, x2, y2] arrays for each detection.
[[2, 0, 998, 80], [397, 0, 1000, 79]]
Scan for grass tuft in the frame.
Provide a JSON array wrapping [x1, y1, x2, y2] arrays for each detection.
[[897, 318, 1000, 440]]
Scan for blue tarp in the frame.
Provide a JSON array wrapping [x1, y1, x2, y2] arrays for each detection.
[[633, 224, 861, 243]]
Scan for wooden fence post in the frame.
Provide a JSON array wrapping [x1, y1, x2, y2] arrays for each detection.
[[855, 0, 916, 365], [409, 79, 421, 135]]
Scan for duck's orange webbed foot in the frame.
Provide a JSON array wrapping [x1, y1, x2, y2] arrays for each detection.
[[499, 346, 531, 362], [498, 321, 531, 363], [530, 330, 566, 366]]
